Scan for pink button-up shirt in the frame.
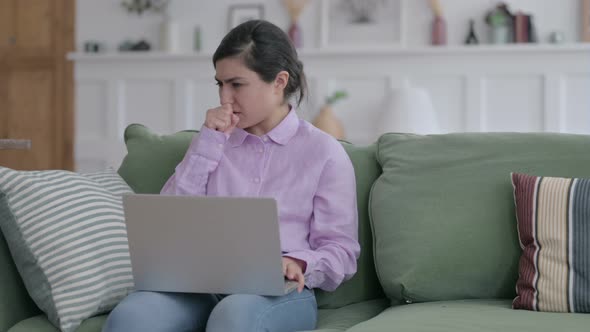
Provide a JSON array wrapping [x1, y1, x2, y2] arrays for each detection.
[[161, 110, 360, 291]]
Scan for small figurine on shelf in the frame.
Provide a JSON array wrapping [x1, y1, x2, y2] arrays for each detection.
[[429, 0, 447, 46], [118, 39, 152, 52], [464, 19, 479, 45], [313, 90, 348, 140], [131, 40, 152, 51], [83, 41, 105, 53], [118, 40, 135, 51], [549, 31, 565, 44]]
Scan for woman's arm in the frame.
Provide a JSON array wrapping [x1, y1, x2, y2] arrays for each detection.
[[160, 126, 227, 195], [284, 147, 361, 291]]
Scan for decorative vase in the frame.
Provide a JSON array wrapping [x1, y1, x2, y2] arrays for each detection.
[[429, 0, 446, 46], [283, 0, 309, 48], [313, 105, 345, 140], [486, 6, 511, 44], [432, 15, 447, 46], [193, 26, 202, 52], [491, 25, 510, 44], [160, 17, 180, 53], [288, 21, 303, 48]]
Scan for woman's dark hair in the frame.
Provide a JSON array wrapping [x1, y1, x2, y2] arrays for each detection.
[[213, 20, 307, 107]]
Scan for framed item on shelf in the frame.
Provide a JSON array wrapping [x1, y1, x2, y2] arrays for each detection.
[[583, 0, 590, 42], [319, 0, 406, 49], [228, 4, 264, 32]]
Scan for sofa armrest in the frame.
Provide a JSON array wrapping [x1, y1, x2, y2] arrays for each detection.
[[0, 232, 40, 331]]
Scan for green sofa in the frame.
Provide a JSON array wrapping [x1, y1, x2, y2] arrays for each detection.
[[1, 124, 589, 331]]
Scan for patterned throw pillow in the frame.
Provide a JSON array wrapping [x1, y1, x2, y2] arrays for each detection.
[[0, 167, 135, 332], [511, 172, 590, 312]]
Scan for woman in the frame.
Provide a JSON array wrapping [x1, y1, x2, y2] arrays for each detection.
[[103, 20, 359, 332]]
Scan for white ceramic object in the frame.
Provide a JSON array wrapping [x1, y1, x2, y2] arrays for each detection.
[[160, 18, 180, 53], [379, 83, 439, 135]]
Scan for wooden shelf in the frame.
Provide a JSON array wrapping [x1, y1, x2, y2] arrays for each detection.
[[68, 43, 590, 62], [299, 43, 590, 56]]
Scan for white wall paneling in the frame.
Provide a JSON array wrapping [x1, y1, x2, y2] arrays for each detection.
[[70, 45, 590, 172], [406, 75, 467, 133], [563, 75, 590, 134], [124, 80, 175, 133], [190, 79, 221, 131], [483, 75, 545, 132], [76, 80, 109, 171], [77, 80, 108, 138]]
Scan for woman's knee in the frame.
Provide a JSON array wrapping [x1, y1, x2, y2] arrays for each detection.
[[206, 291, 317, 332], [206, 294, 263, 332]]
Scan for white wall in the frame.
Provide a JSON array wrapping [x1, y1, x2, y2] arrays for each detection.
[[71, 45, 590, 171], [77, 0, 583, 52]]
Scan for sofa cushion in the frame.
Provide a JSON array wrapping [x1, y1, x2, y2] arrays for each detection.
[[0, 168, 135, 332], [7, 299, 389, 332], [313, 298, 389, 331], [8, 315, 107, 332], [346, 299, 590, 332], [512, 173, 590, 312], [118, 124, 197, 194], [371, 133, 590, 304], [117, 124, 384, 309]]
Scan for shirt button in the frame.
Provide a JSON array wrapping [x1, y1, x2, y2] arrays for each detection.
[[253, 177, 260, 183], [257, 148, 264, 153], [262, 137, 269, 142], [217, 143, 224, 149]]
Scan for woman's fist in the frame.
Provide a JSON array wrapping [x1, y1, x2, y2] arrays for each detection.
[[205, 103, 239, 135]]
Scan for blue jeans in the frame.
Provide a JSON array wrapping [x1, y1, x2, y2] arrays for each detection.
[[102, 289, 317, 332]]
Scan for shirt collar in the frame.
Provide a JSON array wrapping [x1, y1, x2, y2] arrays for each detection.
[[266, 108, 299, 145], [228, 108, 299, 147]]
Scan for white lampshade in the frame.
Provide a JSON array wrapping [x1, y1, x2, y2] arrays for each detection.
[[378, 84, 439, 135]]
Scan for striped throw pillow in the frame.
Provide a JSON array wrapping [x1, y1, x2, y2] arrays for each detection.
[[0, 167, 135, 332], [511, 172, 590, 313]]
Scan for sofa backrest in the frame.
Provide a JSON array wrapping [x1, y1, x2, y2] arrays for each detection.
[[117, 124, 385, 309], [370, 132, 590, 305]]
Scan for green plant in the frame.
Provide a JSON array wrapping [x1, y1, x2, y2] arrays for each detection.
[[122, 0, 170, 15], [325, 90, 348, 106]]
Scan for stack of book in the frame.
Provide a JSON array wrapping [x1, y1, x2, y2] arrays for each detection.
[[514, 12, 537, 43]]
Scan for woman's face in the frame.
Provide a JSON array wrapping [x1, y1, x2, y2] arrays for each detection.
[[215, 57, 284, 130]]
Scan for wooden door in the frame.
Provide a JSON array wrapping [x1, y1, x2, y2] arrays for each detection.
[[0, 0, 74, 170], [0, 0, 14, 53]]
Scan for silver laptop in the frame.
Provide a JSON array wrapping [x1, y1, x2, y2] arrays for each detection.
[[122, 194, 299, 296]]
